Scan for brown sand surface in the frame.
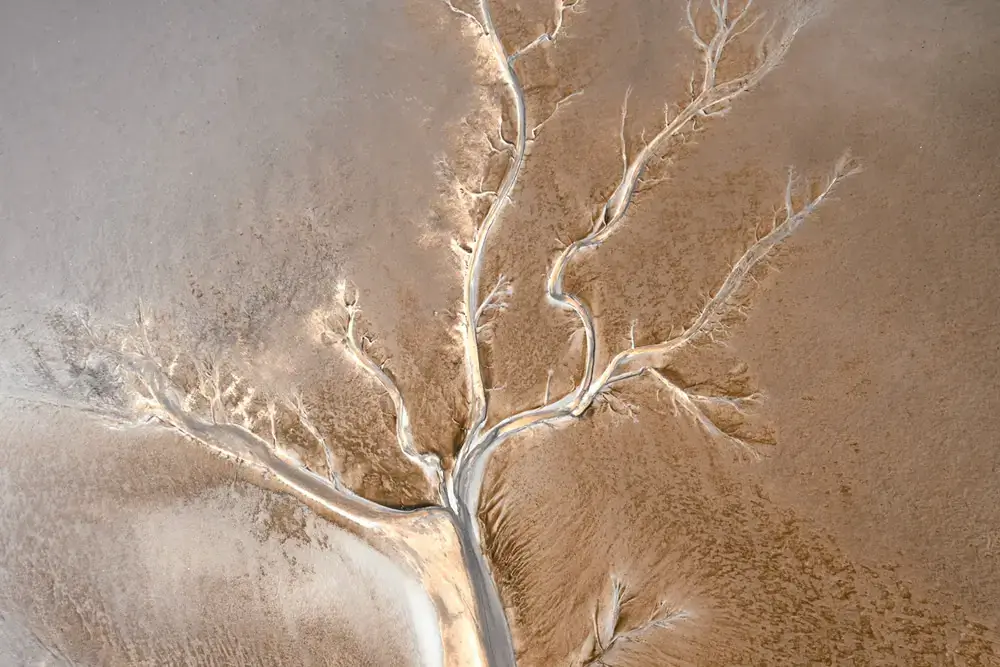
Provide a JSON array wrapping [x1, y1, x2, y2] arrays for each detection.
[[472, 0, 1000, 663], [1, 0, 999, 664]]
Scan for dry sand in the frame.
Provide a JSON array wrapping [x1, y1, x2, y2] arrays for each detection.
[[1, 0, 999, 664]]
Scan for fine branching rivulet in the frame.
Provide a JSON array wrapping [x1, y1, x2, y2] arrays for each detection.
[[577, 574, 692, 666], [15, 1, 858, 665]]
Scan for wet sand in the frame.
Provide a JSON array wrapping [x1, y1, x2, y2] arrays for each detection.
[[479, 0, 1000, 662], [2, 0, 1000, 664]]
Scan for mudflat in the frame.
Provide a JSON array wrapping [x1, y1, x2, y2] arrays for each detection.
[[1, 0, 998, 664]]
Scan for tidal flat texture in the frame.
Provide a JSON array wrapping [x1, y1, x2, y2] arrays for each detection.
[[1, 0, 999, 665]]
